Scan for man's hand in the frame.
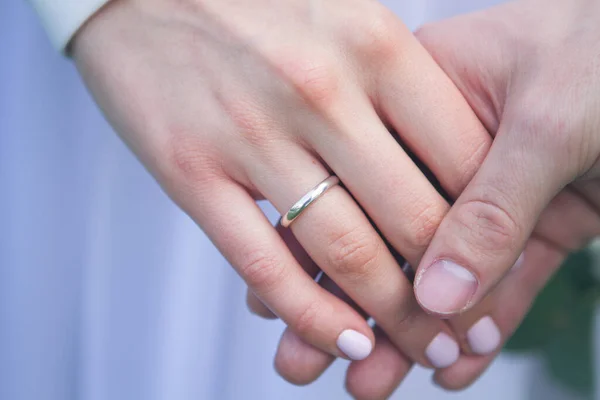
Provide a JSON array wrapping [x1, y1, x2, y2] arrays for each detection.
[[413, 0, 600, 317]]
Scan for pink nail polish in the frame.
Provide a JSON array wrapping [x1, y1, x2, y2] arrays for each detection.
[[415, 260, 477, 314]]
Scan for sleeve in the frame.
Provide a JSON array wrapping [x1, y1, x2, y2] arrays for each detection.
[[28, 0, 112, 53]]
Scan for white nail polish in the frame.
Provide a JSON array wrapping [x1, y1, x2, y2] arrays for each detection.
[[467, 316, 502, 355], [337, 330, 372, 360], [425, 332, 460, 368]]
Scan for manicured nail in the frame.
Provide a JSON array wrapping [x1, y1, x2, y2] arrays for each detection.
[[467, 316, 501, 355], [425, 332, 460, 368], [511, 251, 525, 272], [337, 330, 372, 360], [415, 260, 477, 314]]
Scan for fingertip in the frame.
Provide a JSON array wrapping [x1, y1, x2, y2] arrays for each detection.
[[345, 332, 411, 400], [336, 329, 374, 361], [432, 356, 491, 391], [466, 316, 502, 356], [425, 332, 460, 369], [274, 329, 334, 386], [432, 372, 470, 392], [346, 363, 397, 400]]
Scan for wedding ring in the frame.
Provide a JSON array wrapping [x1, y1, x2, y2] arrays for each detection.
[[281, 176, 340, 228]]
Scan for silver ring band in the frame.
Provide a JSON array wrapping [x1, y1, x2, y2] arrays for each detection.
[[281, 176, 340, 228]]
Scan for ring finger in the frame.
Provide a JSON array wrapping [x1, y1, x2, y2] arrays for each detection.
[[249, 148, 460, 368]]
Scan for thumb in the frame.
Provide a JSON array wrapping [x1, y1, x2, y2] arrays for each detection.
[[414, 112, 572, 316]]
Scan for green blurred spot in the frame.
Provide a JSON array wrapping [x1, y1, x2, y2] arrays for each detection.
[[504, 249, 598, 396]]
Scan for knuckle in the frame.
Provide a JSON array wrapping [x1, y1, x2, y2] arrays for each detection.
[[276, 56, 341, 109], [293, 300, 323, 337], [239, 249, 287, 293], [455, 198, 519, 253], [326, 227, 381, 280], [345, 7, 401, 63], [365, 8, 401, 53], [405, 206, 444, 253]]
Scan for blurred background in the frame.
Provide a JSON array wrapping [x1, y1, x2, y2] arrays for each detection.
[[1, 0, 598, 399]]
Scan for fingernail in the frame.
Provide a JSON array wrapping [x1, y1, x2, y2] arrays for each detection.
[[467, 316, 501, 355], [337, 330, 372, 360], [415, 260, 477, 314], [425, 332, 460, 368], [511, 251, 525, 272]]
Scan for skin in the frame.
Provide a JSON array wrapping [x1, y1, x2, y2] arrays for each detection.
[[250, 232, 574, 397], [412, 0, 600, 318], [248, 0, 600, 397], [72, 0, 491, 368], [72, 0, 600, 396]]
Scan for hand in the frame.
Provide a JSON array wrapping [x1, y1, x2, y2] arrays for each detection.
[[412, 0, 600, 317], [249, 0, 600, 395], [254, 234, 567, 397], [247, 207, 573, 395], [71, 0, 490, 366]]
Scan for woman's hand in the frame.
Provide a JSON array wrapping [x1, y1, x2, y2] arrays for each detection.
[[71, 0, 490, 365]]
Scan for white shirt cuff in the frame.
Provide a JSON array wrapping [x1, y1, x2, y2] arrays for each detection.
[[28, 0, 112, 53]]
